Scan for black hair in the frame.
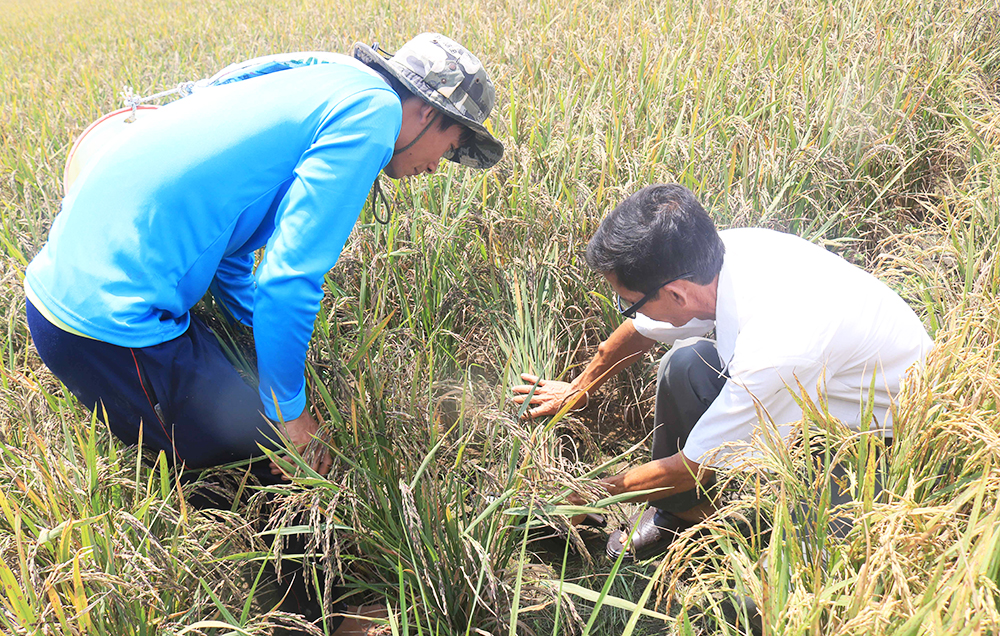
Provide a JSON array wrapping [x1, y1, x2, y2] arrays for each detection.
[[585, 184, 725, 293], [370, 67, 474, 146]]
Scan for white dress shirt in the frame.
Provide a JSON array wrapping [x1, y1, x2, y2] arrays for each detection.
[[632, 228, 932, 466]]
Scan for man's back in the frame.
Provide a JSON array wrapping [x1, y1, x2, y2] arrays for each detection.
[[27, 59, 401, 347]]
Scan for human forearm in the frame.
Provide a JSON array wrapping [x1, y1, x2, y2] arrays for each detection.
[[211, 253, 256, 326], [568, 319, 655, 394], [253, 276, 322, 421], [601, 451, 713, 503], [512, 319, 655, 418]]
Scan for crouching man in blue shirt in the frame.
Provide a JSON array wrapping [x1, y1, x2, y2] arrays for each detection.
[[24, 33, 503, 633]]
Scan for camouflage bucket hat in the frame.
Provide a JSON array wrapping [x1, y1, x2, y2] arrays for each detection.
[[353, 33, 504, 169]]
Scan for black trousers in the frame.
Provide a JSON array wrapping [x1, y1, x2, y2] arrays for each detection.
[[648, 338, 727, 513]]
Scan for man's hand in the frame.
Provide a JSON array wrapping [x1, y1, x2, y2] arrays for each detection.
[[565, 491, 589, 526], [510, 322, 654, 420], [269, 409, 334, 479], [511, 373, 587, 419]]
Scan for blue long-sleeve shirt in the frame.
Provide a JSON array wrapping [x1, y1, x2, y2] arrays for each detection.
[[25, 57, 402, 420]]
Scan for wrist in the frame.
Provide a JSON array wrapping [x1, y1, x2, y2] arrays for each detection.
[[601, 475, 625, 497]]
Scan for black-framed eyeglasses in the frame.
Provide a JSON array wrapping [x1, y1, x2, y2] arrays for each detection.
[[615, 271, 694, 319]]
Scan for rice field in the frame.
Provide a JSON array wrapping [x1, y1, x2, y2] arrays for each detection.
[[1, 0, 999, 633]]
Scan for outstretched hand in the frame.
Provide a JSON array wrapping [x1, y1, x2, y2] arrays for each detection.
[[270, 409, 334, 479], [511, 373, 588, 419]]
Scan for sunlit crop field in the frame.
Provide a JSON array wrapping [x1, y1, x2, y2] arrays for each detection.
[[1, 0, 999, 633]]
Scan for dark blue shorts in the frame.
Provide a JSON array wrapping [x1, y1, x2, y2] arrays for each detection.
[[26, 299, 281, 472]]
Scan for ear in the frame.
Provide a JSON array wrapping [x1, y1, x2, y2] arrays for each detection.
[[417, 101, 438, 125], [664, 283, 687, 306]]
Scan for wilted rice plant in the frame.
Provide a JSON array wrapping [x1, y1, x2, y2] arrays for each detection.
[[265, 374, 607, 635]]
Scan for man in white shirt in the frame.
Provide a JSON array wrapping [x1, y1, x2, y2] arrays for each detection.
[[512, 184, 932, 560]]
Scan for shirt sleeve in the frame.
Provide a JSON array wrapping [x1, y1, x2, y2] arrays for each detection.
[[252, 88, 401, 420], [632, 313, 715, 344], [682, 335, 824, 467], [209, 252, 255, 326]]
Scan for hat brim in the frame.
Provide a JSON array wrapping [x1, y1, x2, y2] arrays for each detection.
[[353, 43, 504, 169]]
